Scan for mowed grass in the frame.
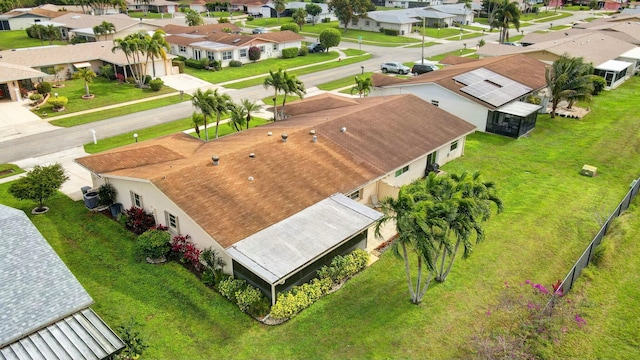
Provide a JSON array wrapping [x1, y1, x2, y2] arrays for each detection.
[[1, 78, 640, 358], [0, 30, 67, 50]]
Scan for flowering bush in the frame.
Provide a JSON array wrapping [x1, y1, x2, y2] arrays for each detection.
[[170, 234, 201, 269], [469, 280, 586, 359], [124, 206, 156, 235]]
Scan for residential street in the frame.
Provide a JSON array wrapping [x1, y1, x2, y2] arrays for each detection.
[[0, 10, 592, 165]]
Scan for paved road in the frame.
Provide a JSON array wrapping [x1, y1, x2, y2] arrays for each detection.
[[0, 10, 591, 164]]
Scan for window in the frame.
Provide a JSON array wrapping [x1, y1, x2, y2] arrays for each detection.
[[130, 191, 143, 208], [259, 45, 266, 53], [193, 49, 201, 60], [165, 211, 180, 233], [179, 45, 186, 53], [365, 20, 370, 26], [395, 165, 409, 177], [239, 48, 247, 58], [352, 19, 358, 25], [273, 44, 278, 51], [348, 190, 361, 200], [222, 51, 232, 60], [207, 51, 215, 61], [376, 22, 381, 27], [450, 140, 459, 151], [431, 100, 439, 107]]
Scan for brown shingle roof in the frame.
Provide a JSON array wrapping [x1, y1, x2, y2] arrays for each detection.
[[439, 55, 478, 66], [76, 94, 475, 248], [0, 41, 139, 68], [162, 23, 241, 35], [230, 0, 269, 6]]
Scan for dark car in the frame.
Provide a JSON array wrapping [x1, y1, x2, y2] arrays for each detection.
[[411, 64, 439, 75], [307, 42, 325, 53]]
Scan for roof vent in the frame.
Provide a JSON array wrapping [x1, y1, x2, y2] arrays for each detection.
[[248, 176, 254, 181], [212, 155, 219, 166], [281, 133, 288, 143], [267, 131, 273, 136], [312, 135, 317, 143], [340, 127, 347, 132], [309, 129, 316, 135], [249, 152, 255, 158]]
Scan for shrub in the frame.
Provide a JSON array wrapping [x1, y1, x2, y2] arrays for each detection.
[[98, 183, 117, 206], [317, 249, 369, 284], [37, 82, 51, 95], [236, 286, 262, 313], [218, 277, 247, 303], [116, 73, 125, 82], [70, 36, 87, 44], [136, 228, 171, 260], [281, 47, 298, 59], [591, 240, 614, 268], [591, 75, 607, 95], [382, 28, 399, 36], [124, 206, 156, 235], [229, 60, 243, 67], [100, 64, 115, 80], [200, 247, 226, 286], [321, 17, 330, 23], [125, 76, 136, 84], [149, 78, 164, 91], [280, 23, 299, 33], [175, 55, 187, 61], [143, 75, 152, 84], [172, 60, 185, 73], [170, 234, 202, 268], [298, 46, 308, 56], [29, 93, 43, 104], [219, 17, 230, 23], [48, 96, 68, 110], [247, 15, 254, 21], [248, 46, 261, 61], [114, 320, 148, 360], [208, 59, 221, 71], [270, 277, 332, 320], [185, 58, 206, 69]]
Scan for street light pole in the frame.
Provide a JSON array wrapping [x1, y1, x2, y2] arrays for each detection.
[[421, 17, 425, 65], [360, 66, 364, 75]]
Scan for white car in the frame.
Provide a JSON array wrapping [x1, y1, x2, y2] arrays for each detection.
[[381, 62, 411, 75]]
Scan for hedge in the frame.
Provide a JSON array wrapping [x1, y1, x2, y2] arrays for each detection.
[[172, 60, 185, 73], [185, 58, 206, 69], [281, 47, 298, 59]]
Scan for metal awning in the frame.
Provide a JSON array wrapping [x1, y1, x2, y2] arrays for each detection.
[[498, 101, 542, 117], [620, 47, 640, 60], [73, 62, 92, 68], [226, 194, 383, 284], [596, 59, 632, 72]]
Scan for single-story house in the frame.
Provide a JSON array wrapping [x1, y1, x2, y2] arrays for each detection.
[[350, 8, 455, 34], [371, 54, 547, 138], [572, 15, 640, 45], [126, 0, 179, 14], [35, 13, 163, 42], [0, 205, 125, 359], [163, 25, 304, 66], [75, 93, 476, 303], [478, 32, 639, 88], [426, 4, 477, 25], [0, 6, 67, 31], [283, 2, 338, 23], [0, 63, 49, 102], [0, 40, 175, 98], [230, 0, 271, 17]]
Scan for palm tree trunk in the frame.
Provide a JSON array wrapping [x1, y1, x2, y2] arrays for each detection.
[[401, 243, 417, 303], [204, 116, 209, 141], [414, 255, 422, 304], [215, 115, 221, 139], [417, 271, 433, 302], [441, 239, 462, 282], [273, 91, 278, 121], [84, 82, 90, 96]]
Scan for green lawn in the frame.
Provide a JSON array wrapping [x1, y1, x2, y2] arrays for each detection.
[[430, 48, 477, 62], [33, 77, 176, 118], [0, 164, 24, 179], [317, 73, 372, 91], [245, 17, 294, 27], [0, 30, 67, 50], [184, 51, 340, 84], [3, 77, 640, 358]]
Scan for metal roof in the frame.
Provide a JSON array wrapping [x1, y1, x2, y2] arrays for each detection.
[[620, 47, 640, 59], [497, 101, 542, 117], [226, 194, 382, 284], [596, 59, 633, 72], [0, 205, 124, 358]]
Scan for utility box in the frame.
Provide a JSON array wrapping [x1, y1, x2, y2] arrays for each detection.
[[581, 165, 597, 177]]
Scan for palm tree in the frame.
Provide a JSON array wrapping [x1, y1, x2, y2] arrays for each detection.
[[191, 112, 204, 139], [112, 33, 148, 87], [145, 29, 169, 77], [74, 68, 97, 97], [191, 89, 214, 141], [184, 8, 204, 26], [228, 103, 247, 132], [350, 76, 372, 98], [44, 24, 60, 45], [263, 69, 286, 121], [241, 98, 260, 130], [280, 71, 306, 119], [29, 24, 46, 45], [100, 21, 115, 40], [93, 24, 105, 41], [546, 54, 595, 118], [273, 0, 286, 23], [490, 0, 521, 44], [292, 8, 307, 30], [209, 89, 232, 139]]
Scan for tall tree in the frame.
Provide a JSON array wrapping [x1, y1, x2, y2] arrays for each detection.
[[112, 32, 148, 87], [280, 71, 305, 118], [184, 8, 204, 26], [93, 24, 105, 40], [328, 0, 372, 32], [350, 75, 372, 98], [191, 112, 204, 139], [28, 24, 46, 45], [273, 0, 286, 23], [263, 68, 286, 121], [100, 21, 115, 40], [490, 0, 521, 44], [145, 29, 169, 77], [191, 89, 214, 141], [292, 8, 307, 30], [73, 67, 98, 97], [8, 164, 69, 212], [227, 103, 247, 132], [209, 89, 232, 139], [241, 98, 260, 130], [43, 24, 60, 45], [305, 3, 322, 25], [545, 54, 595, 118]]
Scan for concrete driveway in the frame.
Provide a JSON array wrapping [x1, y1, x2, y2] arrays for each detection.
[[160, 73, 219, 94], [0, 101, 58, 142]]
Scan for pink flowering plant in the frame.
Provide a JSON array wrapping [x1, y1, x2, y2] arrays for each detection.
[[170, 234, 202, 269], [470, 280, 586, 359]]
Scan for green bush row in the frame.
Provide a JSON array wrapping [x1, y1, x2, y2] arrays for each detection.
[[217, 277, 265, 314], [281, 47, 299, 59], [317, 248, 369, 284]]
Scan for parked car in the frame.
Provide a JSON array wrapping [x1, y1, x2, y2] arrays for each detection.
[[381, 62, 411, 75], [252, 27, 266, 34], [411, 64, 439, 75], [307, 42, 326, 53]]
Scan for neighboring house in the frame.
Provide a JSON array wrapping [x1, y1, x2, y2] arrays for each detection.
[[0, 41, 175, 96], [0, 205, 124, 359], [163, 25, 304, 66], [350, 8, 455, 34], [0, 6, 67, 31], [0, 63, 49, 102], [37, 13, 162, 42], [478, 32, 640, 88], [284, 2, 338, 23], [371, 54, 547, 138], [126, 0, 179, 14], [426, 4, 477, 25], [230, 0, 271, 17], [75, 93, 476, 303]]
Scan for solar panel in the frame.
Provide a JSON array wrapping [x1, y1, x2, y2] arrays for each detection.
[[455, 67, 532, 107]]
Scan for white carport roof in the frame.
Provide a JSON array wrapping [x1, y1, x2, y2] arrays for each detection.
[[73, 62, 92, 68], [226, 194, 382, 284], [620, 47, 640, 60], [0, 63, 48, 82], [596, 59, 633, 72], [498, 101, 542, 117]]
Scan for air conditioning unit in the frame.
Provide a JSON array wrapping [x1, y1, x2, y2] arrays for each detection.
[[581, 164, 597, 177]]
